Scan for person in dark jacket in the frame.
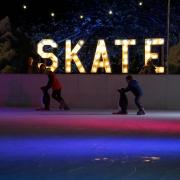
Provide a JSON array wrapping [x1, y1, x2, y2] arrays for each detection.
[[125, 75, 145, 115], [42, 71, 70, 110]]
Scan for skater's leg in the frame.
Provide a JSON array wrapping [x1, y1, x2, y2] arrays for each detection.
[[55, 90, 70, 110], [135, 96, 143, 110], [52, 90, 70, 110], [52, 90, 59, 102], [135, 96, 145, 115]]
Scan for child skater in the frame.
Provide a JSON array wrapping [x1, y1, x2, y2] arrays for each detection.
[[43, 71, 70, 111], [124, 75, 145, 115]]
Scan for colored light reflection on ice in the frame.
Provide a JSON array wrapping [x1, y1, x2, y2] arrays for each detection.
[[0, 137, 180, 160]]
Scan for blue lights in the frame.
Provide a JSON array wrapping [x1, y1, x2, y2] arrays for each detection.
[[1, 137, 180, 160]]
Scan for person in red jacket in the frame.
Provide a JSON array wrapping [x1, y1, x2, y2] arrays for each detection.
[[43, 71, 70, 110]]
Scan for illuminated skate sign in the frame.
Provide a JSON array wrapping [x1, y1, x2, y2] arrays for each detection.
[[37, 38, 165, 73]]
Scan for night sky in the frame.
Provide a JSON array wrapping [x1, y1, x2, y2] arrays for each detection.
[[0, 0, 179, 24]]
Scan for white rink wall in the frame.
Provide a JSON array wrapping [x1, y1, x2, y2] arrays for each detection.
[[0, 74, 180, 110]]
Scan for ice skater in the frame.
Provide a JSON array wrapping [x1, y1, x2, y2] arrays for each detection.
[[124, 75, 145, 115], [42, 71, 70, 111], [113, 88, 128, 115]]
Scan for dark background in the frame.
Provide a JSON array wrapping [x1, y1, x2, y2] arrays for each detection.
[[0, 0, 179, 73]]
